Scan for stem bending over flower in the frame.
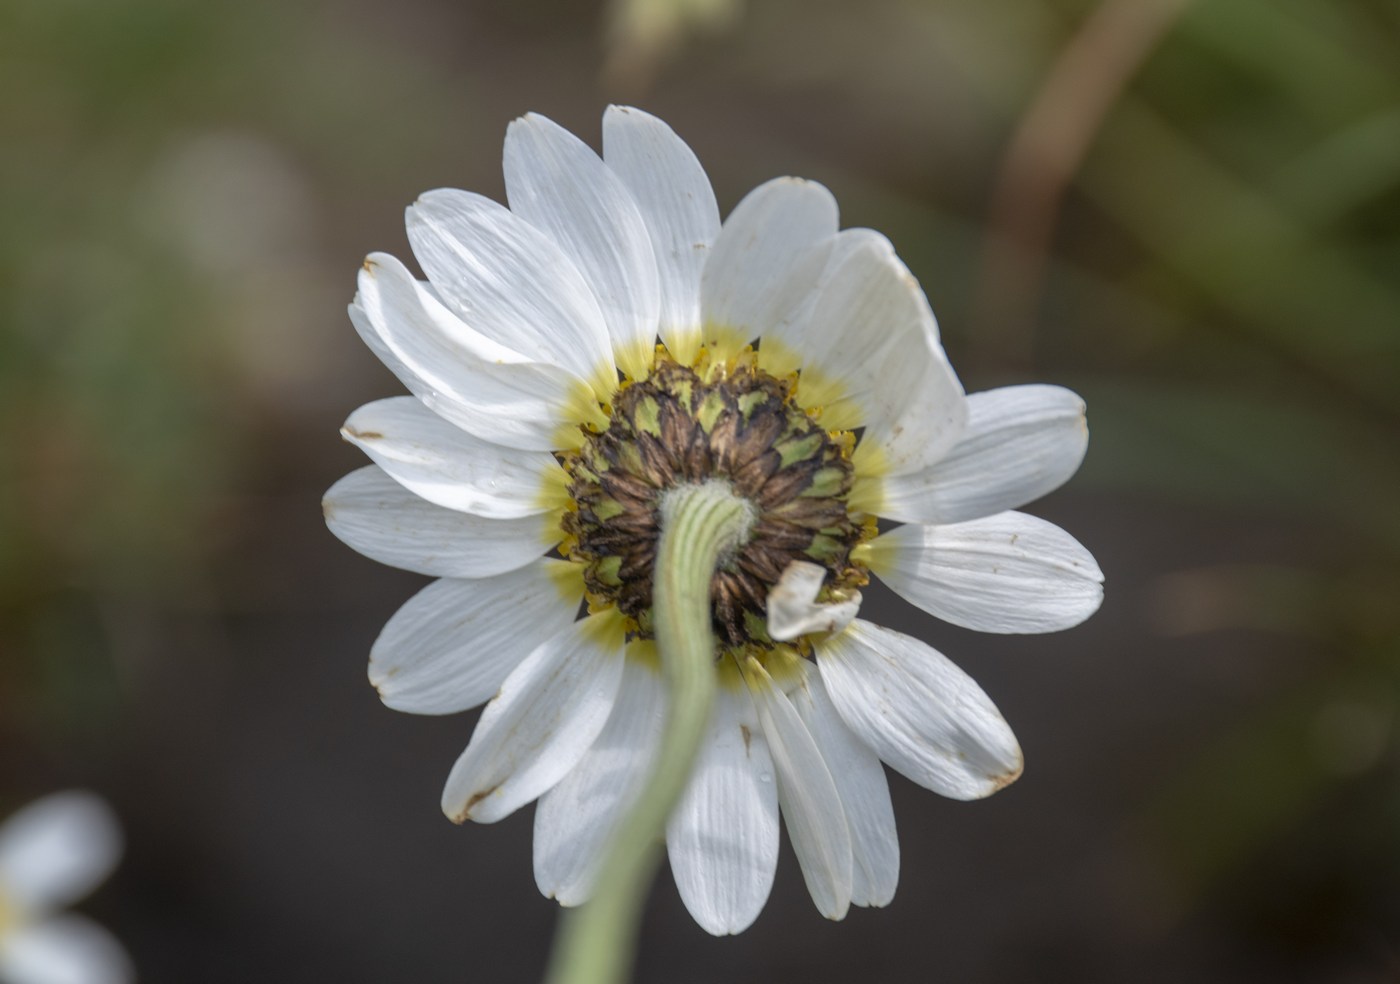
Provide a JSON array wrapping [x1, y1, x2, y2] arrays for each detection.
[[544, 480, 756, 984]]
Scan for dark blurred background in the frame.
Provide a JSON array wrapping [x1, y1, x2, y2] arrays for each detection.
[[3, 0, 1399, 980]]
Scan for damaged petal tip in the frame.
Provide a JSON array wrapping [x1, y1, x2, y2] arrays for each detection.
[[341, 425, 383, 442], [452, 784, 501, 823], [369, 679, 392, 702], [990, 756, 1025, 793]]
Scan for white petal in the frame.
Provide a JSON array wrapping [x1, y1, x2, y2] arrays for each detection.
[[441, 613, 626, 824], [0, 792, 120, 915], [790, 667, 899, 907], [505, 113, 661, 381], [406, 189, 615, 393], [744, 661, 852, 921], [350, 295, 575, 454], [869, 512, 1104, 633], [323, 465, 555, 578], [765, 561, 861, 642], [602, 105, 721, 365], [700, 177, 838, 359], [757, 227, 885, 379], [666, 688, 779, 936], [751, 225, 967, 459], [816, 620, 1023, 800], [0, 916, 132, 984], [872, 385, 1090, 525], [533, 655, 666, 905], [865, 348, 967, 477], [342, 397, 565, 519], [368, 560, 583, 716], [761, 232, 914, 423], [848, 294, 967, 480], [354, 254, 606, 452]]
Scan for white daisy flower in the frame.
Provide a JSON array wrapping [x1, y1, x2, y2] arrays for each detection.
[[325, 106, 1103, 935], [0, 792, 131, 984]]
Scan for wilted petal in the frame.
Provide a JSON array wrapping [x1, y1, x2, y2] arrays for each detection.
[[765, 561, 861, 642]]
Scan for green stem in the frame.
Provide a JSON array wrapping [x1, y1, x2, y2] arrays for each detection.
[[543, 480, 756, 984]]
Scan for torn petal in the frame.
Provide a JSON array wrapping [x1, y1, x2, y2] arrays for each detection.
[[766, 561, 862, 642]]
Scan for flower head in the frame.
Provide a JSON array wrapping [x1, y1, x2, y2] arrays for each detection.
[[0, 792, 131, 984], [325, 106, 1103, 934]]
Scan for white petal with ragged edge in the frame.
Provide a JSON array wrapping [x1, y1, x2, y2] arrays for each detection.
[[368, 560, 582, 716], [602, 105, 721, 365], [323, 466, 555, 579], [406, 189, 615, 391], [354, 255, 603, 452], [874, 385, 1089, 525], [0, 916, 133, 984], [790, 666, 899, 907], [765, 561, 860, 642], [0, 792, 120, 915], [757, 227, 887, 379], [342, 397, 565, 519], [816, 620, 1023, 800], [850, 295, 967, 481], [869, 512, 1104, 634], [745, 661, 852, 921], [533, 654, 666, 905], [441, 613, 626, 824], [763, 230, 915, 421], [700, 177, 837, 356], [666, 688, 779, 936], [504, 113, 661, 381]]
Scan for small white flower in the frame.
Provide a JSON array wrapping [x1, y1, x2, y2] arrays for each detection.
[[0, 792, 131, 984], [325, 106, 1103, 934]]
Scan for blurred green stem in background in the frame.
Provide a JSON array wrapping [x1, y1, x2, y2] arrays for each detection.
[[1083, 98, 1400, 411], [974, 0, 1193, 366], [544, 481, 755, 984]]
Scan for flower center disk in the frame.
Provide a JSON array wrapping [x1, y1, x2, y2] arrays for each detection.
[[561, 355, 869, 653]]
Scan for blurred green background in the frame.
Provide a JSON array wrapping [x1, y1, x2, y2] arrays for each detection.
[[2, 0, 1398, 980]]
